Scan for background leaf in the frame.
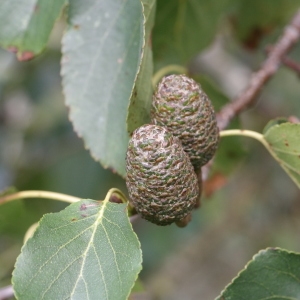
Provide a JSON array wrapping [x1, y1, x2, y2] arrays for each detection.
[[0, 0, 65, 60], [216, 248, 300, 300], [126, 0, 156, 135], [263, 123, 300, 188], [152, 0, 232, 68], [61, 0, 144, 177], [12, 198, 142, 300], [232, 0, 299, 49]]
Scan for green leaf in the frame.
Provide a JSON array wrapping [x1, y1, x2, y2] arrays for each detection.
[[0, 200, 40, 236], [262, 117, 289, 134], [12, 197, 142, 300], [127, 0, 156, 134], [0, 0, 65, 60], [263, 123, 300, 188], [61, 0, 144, 178], [153, 0, 231, 67], [216, 248, 300, 300], [234, 0, 299, 46]]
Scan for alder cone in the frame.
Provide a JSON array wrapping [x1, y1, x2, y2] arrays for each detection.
[[151, 74, 219, 168], [126, 124, 199, 226]]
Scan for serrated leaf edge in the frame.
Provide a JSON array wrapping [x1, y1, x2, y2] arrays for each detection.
[[214, 247, 300, 300], [263, 123, 300, 189], [12, 192, 142, 300]]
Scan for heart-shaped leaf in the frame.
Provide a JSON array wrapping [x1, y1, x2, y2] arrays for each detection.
[[12, 196, 142, 299], [216, 248, 300, 300], [0, 0, 66, 60], [61, 0, 144, 177]]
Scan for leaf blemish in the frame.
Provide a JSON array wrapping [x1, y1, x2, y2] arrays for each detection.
[[73, 24, 80, 30], [81, 214, 87, 218], [80, 204, 87, 210], [71, 218, 77, 221]]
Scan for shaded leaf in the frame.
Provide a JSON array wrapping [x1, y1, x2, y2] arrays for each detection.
[[61, 0, 144, 177], [0, 0, 66, 60], [153, 0, 231, 68], [216, 248, 300, 300], [127, 0, 156, 134], [13, 198, 142, 300], [233, 0, 299, 48], [263, 123, 300, 188], [0, 200, 40, 236]]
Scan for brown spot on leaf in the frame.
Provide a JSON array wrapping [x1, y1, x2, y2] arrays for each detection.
[[81, 214, 87, 218], [34, 5, 39, 12], [109, 194, 123, 204], [108, 167, 117, 174], [284, 140, 289, 147], [73, 24, 80, 30], [18, 51, 35, 61], [71, 218, 77, 221], [80, 203, 87, 211]]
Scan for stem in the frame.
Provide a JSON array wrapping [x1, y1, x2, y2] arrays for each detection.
[[104, 188, 128, 204], [220, 129, 269, 149], [104, 188, 136, 216], [217, 9, 300, 130], [152, 64, 187, 88], [0, 190, 81, 206], [24, 222, 39, 244], [0, 285, 14, 300]]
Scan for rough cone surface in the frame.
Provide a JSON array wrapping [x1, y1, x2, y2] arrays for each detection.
[[126, 124, 199, 225], [151, 74, 219, 168]]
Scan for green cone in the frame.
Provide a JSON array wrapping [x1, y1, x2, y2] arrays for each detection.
[[151, 74, 219, 168], [126, 124, 199, 226]]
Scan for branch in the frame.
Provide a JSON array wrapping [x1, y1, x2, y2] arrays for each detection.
[[282, 56, 300, 75], [217, 9, 300, 130], [0, 285, 14, 300]]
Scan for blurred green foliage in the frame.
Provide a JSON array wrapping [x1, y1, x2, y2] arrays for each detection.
[[1, 0, 300, 299]]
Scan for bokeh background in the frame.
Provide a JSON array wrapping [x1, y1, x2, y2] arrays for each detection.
[[1, 1, 300, 299]]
